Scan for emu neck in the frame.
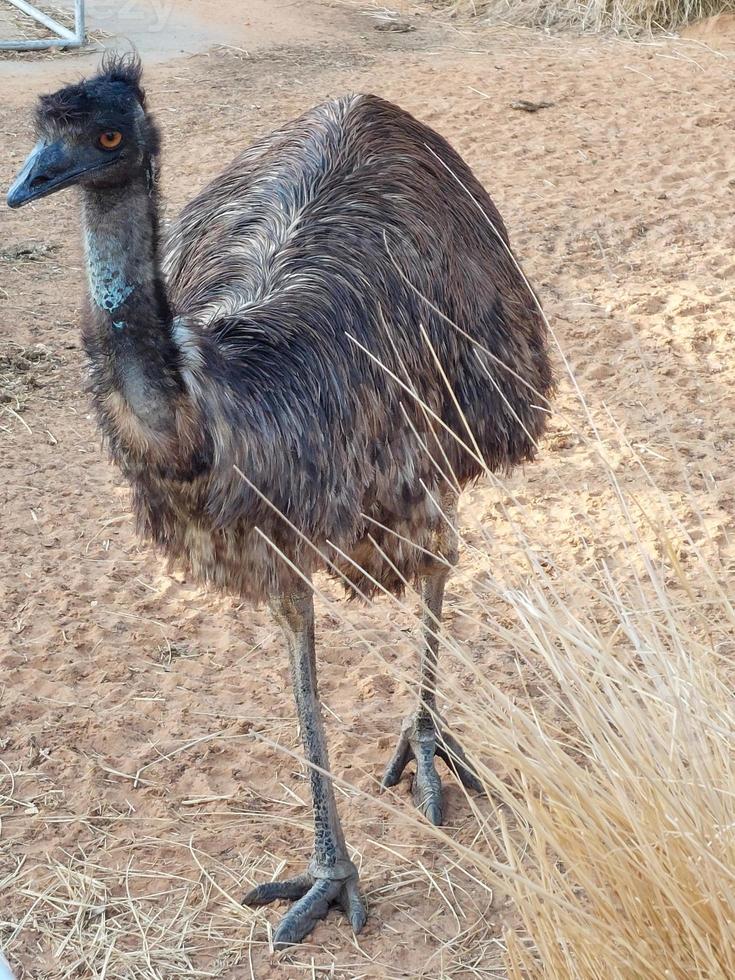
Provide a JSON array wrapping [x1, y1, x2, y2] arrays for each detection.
[[80, 172, 184, 440], [81, 174, 166, 330]]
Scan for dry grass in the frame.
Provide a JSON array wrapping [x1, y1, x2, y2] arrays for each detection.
[[441, 0, 735, 33], [0, 342, 59, 418], [442, 462, 735, 977]]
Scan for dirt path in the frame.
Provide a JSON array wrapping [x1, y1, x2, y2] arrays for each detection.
[[1, 3, 734, 977]]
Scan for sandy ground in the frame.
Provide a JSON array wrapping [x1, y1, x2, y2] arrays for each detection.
[[1, 2, 734, 977]]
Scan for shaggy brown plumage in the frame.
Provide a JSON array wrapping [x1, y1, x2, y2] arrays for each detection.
[[77, 66, 552, 602], [9, 52, 553, 946]]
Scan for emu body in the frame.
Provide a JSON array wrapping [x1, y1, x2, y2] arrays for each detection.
[[8, 55, 552, 947], [118, 93, 550, 602]]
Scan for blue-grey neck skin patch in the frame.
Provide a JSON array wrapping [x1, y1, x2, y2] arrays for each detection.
[[85, 230, 135, 314]]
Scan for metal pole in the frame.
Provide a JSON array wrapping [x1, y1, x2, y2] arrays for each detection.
[[0, 36, 79, 48], [74, 0, 85, 44], [6, 0, 76, 40], [0, 0, 86, 50]]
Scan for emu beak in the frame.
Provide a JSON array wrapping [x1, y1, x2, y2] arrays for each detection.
[[7, 139, 103, 209], [8, 140, 68, 208]]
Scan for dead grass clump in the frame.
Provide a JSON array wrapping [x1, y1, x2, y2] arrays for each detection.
[[448, 538, 735, 978], [0, 845, 263, 978], [425, 324, 735, 975], [0, 343, 59, 414], [444, 0, 735, 33]]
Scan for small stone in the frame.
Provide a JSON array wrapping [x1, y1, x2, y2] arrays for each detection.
[[374, 19, 415, 33], [511, 99, 555, 113]]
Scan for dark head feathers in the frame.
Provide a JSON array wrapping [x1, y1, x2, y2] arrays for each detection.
[[36, 50, 146, 129], [99, 50, 145, 102]]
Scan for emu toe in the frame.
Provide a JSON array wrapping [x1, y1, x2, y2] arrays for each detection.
[[243, 859, 366, 949], [382, 712, 482, 825]]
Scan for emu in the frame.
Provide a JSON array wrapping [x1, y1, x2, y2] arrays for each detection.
[[7, 54, 552, 947]]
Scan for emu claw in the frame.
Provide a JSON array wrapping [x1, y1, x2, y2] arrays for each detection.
[[382, 712, 482, 825], [243, 858, 366, 949]]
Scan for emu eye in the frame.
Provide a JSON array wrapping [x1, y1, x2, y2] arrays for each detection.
[[98, 130, 123, 150]]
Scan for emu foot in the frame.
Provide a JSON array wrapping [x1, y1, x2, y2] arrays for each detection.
[[382, 711, 482, 825], [242, 857, 366, 949]]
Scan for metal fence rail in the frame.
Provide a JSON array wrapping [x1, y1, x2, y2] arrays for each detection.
[[1, 0, 85, 50]]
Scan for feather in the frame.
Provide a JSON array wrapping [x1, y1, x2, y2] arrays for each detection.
[[42, 64, 553, 603]]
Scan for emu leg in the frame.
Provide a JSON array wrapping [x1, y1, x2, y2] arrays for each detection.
[[382, 496, 481, 825], [242, 585, 365, 948]]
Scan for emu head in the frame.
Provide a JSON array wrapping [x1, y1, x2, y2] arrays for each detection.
[[7, 52, 158, 209]]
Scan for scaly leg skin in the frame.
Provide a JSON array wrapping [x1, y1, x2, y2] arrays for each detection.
[[242, 585, 366, 949], [382, 707, 483, 825], [382, 492, 482, 825]]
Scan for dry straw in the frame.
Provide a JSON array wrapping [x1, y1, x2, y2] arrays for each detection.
[[442, 495, 735, 978], [447, 0, 735, 33]]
